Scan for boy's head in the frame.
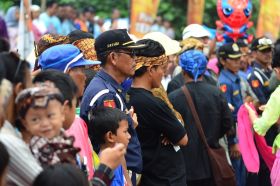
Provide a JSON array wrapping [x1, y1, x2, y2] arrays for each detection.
[[16, 86, 65, 139], [33, 70, 78, 129], [218, 42, 242, 74], [89, 107, 130, 148]]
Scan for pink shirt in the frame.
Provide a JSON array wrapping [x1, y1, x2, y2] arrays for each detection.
[[66, 116, 94, 179]]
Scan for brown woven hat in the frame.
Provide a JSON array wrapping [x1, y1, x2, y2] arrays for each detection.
[[35, 34, 70, 57], [72, 38, 97, 61]]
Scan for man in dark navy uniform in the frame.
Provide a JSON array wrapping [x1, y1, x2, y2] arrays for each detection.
[[246, 38, 275, 186], [80, 29, 146, 185], [248, 37, 273, 105]]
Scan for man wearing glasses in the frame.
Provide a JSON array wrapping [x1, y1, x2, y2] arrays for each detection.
[[80, 29, 146, 186], [247, 37, 274, 186], [248, 37, 273, 105]]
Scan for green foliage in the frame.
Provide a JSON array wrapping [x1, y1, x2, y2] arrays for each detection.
[[0, 0, 19, 12], [157, 0, 187, 39]]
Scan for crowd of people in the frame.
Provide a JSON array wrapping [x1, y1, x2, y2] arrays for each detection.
[[0, 0, 176, 53], [0, 1, 280, 186]]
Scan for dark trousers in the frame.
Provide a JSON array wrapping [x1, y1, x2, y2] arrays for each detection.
[[187, 178, 216, 186], [246, 158, 271, 186]]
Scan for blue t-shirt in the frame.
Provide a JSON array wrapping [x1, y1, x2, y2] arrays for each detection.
[[111, 165, 124, 186]]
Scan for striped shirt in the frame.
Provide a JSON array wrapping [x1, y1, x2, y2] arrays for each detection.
[[0, 121, 42, 186]]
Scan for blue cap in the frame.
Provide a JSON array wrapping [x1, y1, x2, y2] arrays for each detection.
[[38, 44, 101, 72], [179, 49, 207, 81]]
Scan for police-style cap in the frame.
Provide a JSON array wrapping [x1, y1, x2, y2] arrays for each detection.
[[237, 38, 249, 47], [94, 29, 146, 54], [251, 37, 272, 51], [218, 43, 242, 59]]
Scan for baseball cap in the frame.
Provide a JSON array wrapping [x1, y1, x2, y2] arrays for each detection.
[[94, 29, 146, 54], [218, 43, 242, 59], [182, 24, 211, 40], [38, 44, 101, 73], [251, 37, 273, 51], [143, 32, 181, 56]]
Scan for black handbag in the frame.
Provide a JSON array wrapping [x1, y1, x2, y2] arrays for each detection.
[[181, 85, 236, 186]]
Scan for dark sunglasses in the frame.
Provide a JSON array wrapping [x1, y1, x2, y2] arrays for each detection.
[[115, 50, 136, 58]]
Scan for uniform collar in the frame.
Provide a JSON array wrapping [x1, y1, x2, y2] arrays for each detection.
[[253, 62, 272, 75], [97, 70, 124, 94], [253, 62, 265, 70], [222, 69, 240, 83]]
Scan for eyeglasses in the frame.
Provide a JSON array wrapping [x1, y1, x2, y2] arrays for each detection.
[[115, 50, 136, 58]]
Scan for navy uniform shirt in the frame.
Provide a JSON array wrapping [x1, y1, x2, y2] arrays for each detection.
[[218, 69, 243, 122], [80, 70, 142, 173], [247, 62, 272, 104]]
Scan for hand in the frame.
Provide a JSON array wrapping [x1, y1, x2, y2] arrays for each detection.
[[229, 144, 241, 159], [258, 105, 266, 111], [161, 137, 172, 146], [244, 103, 258, 123], [228, 103, 235, 112], [128, 107, 138, 129], [99, 143, 126, 170], [244, 102, 254, 112]]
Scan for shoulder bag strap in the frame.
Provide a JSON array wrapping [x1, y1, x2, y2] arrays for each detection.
[[181, 85, 209, 149]]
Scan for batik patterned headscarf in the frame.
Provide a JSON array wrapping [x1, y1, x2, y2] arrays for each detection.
[[35, 34, 70, 57]]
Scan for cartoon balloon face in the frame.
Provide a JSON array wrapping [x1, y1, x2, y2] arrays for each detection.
[[217, 0, 252, 27]]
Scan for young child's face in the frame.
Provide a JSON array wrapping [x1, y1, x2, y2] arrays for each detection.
[[115, 120, 131, 148], [23, 100, 65, 139]]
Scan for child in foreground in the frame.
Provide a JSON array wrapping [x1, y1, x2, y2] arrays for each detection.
[[16, 85, 79, 166]]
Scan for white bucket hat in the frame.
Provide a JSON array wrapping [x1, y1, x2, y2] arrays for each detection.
[[182, 24, 210, 40], [143, 32, 181, 56]]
